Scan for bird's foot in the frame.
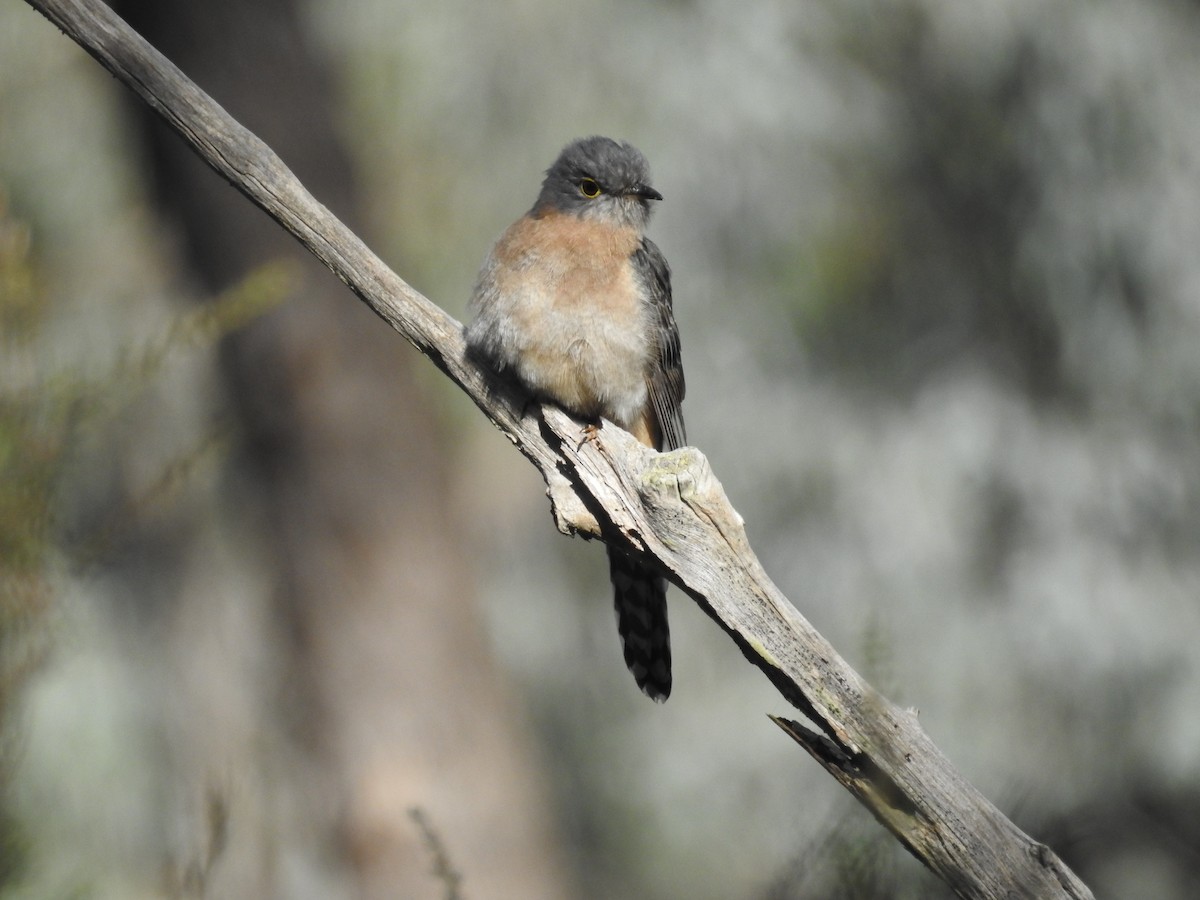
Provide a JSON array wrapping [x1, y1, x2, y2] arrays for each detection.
[[576, 422, 601, 451]]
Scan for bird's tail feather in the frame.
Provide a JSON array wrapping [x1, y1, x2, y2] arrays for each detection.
[[608, 546, 672, 702]]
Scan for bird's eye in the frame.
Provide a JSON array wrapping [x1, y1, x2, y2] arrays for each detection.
[[579, 178, 601, 198]]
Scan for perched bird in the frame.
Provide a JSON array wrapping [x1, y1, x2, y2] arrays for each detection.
[[465, 136, 686, 701]]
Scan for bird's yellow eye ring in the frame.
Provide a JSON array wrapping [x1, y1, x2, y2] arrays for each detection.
[[579, 178, 601, 198]]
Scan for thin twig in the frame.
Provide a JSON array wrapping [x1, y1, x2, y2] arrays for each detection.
[[408, 807, 465, 900]]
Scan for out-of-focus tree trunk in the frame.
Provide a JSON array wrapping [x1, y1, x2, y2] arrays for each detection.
[[110, 1, 573, 896]]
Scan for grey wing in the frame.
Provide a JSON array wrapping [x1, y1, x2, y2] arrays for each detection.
[[633, 237, 686, 451]]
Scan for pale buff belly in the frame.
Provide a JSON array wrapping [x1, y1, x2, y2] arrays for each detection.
[[512, 302, 651, 430]]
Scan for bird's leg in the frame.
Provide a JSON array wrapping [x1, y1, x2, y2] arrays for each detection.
[[577, 421, 602, 451]]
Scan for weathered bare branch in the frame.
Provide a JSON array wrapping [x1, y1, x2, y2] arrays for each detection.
[[22, 1, 1094, 897]]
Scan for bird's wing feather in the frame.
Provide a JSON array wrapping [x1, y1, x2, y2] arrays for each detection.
[[633, 237, 686, 451]]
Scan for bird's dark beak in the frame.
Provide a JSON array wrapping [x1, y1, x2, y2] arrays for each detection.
[[628, 184, 663, 202]]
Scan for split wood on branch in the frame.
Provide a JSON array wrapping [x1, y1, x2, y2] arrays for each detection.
[[23, 1, 1093, 898]]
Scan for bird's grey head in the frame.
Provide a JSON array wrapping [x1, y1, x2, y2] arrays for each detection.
[[531, 136, 662, 229]]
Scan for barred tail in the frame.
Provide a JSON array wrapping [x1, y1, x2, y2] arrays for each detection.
[[607, 546, 672, 702]]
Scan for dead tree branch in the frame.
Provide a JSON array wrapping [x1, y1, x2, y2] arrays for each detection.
[[23, 1, 1093, 897]]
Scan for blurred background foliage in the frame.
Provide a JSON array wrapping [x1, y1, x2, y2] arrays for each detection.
[[3, 0, 1200, 897]]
